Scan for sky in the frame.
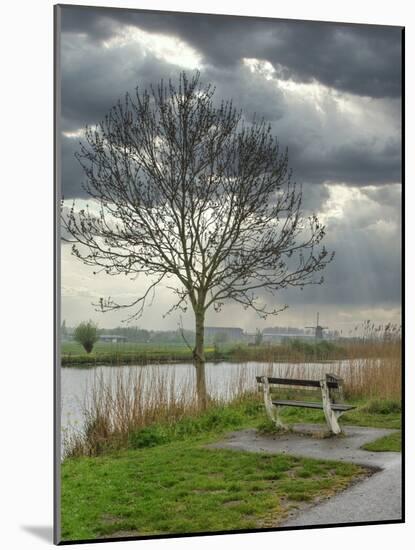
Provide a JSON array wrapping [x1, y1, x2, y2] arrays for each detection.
[[58, 5, 402, 334]]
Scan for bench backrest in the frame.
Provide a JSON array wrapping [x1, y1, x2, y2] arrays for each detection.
[[255, 375, 340, 389], [257, 373, 345, 403]]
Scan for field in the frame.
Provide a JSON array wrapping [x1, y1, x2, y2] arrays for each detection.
[[61, 341, 198, 365], [61, 337, 400, 366]]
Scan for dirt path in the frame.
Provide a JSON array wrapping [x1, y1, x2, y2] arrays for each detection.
[[209, 424, 402, 526]]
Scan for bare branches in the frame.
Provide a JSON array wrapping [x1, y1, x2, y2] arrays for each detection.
[[95, 273, 165, 323], [62, 71, 334, 322]]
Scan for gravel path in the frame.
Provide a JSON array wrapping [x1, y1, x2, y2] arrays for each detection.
[[209, 424, 402, 526]]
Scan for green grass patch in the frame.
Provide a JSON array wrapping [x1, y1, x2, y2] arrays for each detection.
[[255, 406, 402, 450], [127, 403, 255, 449], [362, 431, 401, 452], [275, 405, 401, 430], [60, 393, 401, 540], [254, 405, 401, 434], [61, 441, 364, 541]]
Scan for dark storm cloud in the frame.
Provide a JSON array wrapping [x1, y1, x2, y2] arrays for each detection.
[[61, 36, 181, 132], [60, 5, 402, 99], [201, 68, 401, 187], [59, 5, 402, 199], [287, 136, 401, 186], [61, 134, 85, 199]]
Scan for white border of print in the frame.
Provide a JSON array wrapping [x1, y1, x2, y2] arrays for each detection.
[[1, 1, 412, 549]]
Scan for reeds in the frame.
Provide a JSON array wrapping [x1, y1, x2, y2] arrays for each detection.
[[63, 368, 198, 457]]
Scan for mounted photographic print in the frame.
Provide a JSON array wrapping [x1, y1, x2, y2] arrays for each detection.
[[54, 3, 404, 545]]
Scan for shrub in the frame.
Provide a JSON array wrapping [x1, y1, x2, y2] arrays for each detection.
[[129, 426, 170, 449], [73, 321, 99, 354]]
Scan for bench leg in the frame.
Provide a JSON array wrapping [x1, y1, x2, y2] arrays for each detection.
[[261, 376, 287, 430], [274, 405, 287, 430], [320, 380, 342, 435]]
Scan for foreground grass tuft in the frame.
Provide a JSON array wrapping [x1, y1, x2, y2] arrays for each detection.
[[128, 402, 260, 449], [362, 431, 401, 452]]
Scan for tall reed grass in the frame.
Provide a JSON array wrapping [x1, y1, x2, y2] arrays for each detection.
[[63, 368, 197, 457]]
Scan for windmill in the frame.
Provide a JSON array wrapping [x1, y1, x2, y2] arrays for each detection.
[[306, 312, 328, 340]]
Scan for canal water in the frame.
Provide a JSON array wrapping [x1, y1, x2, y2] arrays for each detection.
[[60, 359, 355, 437]]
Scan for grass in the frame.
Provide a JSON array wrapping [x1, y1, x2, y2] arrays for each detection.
[[60, 392, 401, 541], [63, 386, 264, 458], [255, 395, 402, 452], [61, 341, 201, 366], [255, 402, 401, 435], [257, 399, 402, 452], [65, 390, 402, 458], [61, 432, 365, 541], [362, 432, 401, 452], [60, 335, 401, 541], [268, 398, 401, 430], [61, 341, 248, 366]]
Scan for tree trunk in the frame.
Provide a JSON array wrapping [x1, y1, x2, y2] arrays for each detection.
[[193, 308, 208, 409]]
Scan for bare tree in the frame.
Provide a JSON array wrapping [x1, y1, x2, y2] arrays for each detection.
[[62, 72, 334, 408]]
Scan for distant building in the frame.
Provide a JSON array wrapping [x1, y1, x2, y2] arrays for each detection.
[[204, 326, 244, 341], [99, 335, 128, 343], [262, 332, 314, 343]]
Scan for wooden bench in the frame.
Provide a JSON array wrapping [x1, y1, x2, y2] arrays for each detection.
[[256, 373, 356, 434]]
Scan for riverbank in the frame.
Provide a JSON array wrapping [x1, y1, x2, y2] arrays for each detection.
[[62, 342, 214, 366], [61, 339, 401, 366], [60, 335, 401, 541], [60, 395, 401, 541], [61, 352, 402, 458]]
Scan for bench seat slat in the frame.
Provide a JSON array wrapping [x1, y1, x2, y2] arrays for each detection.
[[272, 399, 356, 412]]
